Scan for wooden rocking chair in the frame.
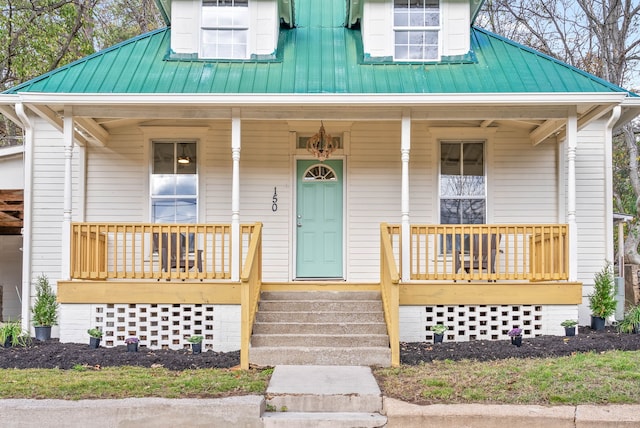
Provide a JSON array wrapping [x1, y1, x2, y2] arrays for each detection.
[[455, 233, 501, 280]]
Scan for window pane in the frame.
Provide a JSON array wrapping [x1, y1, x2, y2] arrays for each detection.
[[153, 143, 174, 174], [151, 174, 176, 196], [175, 198, 197, 223], [394, 11, 408, 26], [176, 175, 197, 195], [440, 199, 486, 224]]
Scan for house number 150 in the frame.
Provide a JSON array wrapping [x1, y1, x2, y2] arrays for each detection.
[[272, 187, 278, 212]]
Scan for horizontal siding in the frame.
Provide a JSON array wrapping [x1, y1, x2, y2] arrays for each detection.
[[575, 120, 609, 286], [492, 126, 558, 223], [348, 121, 402, 281], [26, 117, 611, 289], [85, 126, 147, 222], [239, 122, 291, 281]]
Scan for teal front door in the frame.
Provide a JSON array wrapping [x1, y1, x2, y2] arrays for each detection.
[[296, 160, 343, 278]]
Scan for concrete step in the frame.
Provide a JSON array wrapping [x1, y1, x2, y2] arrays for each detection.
[[263, 365, 387, 427], [255, 311, 385, 323], [253, 321, 388, 335], [250, 346, 391, 367], [258, 300, 382, 312], [251, 333, 390, 348], [262, 412, 387, 428], [261, 291, 381, 301]]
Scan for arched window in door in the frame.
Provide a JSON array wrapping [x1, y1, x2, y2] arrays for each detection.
[[303, 164, 337, 181]]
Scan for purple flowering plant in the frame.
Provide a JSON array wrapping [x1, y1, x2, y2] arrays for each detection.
[[508, 327, 522, 337]]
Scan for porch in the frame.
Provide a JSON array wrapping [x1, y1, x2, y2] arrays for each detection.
[[58, 221, 582, 368]]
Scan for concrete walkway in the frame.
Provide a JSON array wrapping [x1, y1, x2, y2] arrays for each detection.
[[1, 365, 640, 427]]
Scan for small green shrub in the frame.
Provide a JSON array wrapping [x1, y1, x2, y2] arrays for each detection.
[[32, 274, 58, 327], [87, 328, 103, 338], [431, 325, 448, 335], [588, 263, 616, 318], [187, 335, 203, 344], [618, 305, 640, 334]]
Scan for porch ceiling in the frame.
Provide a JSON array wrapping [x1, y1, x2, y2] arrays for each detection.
[[18, 97, 622, 147]]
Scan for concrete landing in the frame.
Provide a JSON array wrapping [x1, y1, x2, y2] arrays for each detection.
[[264, 365, 386, 427]]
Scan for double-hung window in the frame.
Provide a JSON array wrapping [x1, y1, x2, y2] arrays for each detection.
[[201, 0, 249, 59], [151, 141, 198, 224], [393, 0, 440, 61], [440, 141, 486, 253]]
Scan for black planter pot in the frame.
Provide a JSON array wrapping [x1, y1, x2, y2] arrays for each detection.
[[3, 335, 12, 348], [591, 316, 606, 331], [34, 326, 52, 341], [89, 337, 101, 349], [511, 336, 522, 347], [564, 327, 576, 337], [126, 343, 139, 352], [191, 343, 202, 354], [433, 333, 444, 344]]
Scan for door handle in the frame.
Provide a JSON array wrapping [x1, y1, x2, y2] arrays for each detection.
[[297, 222, 302, 227]]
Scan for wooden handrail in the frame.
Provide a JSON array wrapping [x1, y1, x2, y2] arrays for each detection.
[[380, 223, 400, 367], [410, 224, 569, 281], [70, 223, 239, 281], [240, 222, 263, 370]]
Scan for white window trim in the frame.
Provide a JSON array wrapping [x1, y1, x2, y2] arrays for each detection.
[[150, 140, 200, 224], [199, 0, 250, 60], [392, 0, 442, 62], [438, 139, 487, 225], [140, 126, 209, 224]]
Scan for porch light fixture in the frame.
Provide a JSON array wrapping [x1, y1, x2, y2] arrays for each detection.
[[306, 122, 336, 161], [177, 143, 191, 165]]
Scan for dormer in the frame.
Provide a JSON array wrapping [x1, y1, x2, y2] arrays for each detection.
[[348, 0, 484, 62], [162, 0, 294, 60]]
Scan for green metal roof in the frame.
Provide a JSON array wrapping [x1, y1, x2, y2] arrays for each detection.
[[4, 0, 633, 96]]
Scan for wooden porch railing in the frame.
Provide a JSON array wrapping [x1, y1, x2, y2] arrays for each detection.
[[240, 223, 263, 370], [407, 224, 569, 281], [380, 223, 400, 367], [70, 223, 259, 281]]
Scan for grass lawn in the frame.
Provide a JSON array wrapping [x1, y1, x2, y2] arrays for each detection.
[[1, 351, 640, 405], [374, 350, 640, 405]]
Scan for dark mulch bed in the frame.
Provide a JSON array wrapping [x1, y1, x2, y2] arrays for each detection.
[[2, 327, 639, 370], [401, 326, 640, 365], [0, 342, 240, 370]]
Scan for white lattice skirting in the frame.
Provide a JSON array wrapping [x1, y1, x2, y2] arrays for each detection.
[[94, 304, 215, 350], [400, 304, 577, 343]]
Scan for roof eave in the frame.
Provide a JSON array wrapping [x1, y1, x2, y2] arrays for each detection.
[[7, 92, 628, 107]]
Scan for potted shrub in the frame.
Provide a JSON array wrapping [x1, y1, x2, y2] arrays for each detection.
[[618, 305, 640, 334], [430, 325, 448, 344], [31, 274, 59, 341], [588, 263, 616, 331], [125, 336, 139, 352], [508, 327, 523, 347], [561, 320, 578, 337], [187, 335, 203, 354], [87, 328, 103, 348]]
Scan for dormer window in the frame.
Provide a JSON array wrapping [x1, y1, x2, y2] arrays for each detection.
[[393, 0, 440, 61], [201, 0, 249, 59]]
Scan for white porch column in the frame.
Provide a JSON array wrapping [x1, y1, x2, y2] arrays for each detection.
[[605, 107, 621, 267], [231, 109, 241, 281], [401, 110, 411, 282], [62, 106, 74, 280], [15, 104, 34, 331], [566, 106, 578, 282]]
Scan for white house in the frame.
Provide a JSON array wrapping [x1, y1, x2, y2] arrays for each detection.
[[1, 0, 639, 367]]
